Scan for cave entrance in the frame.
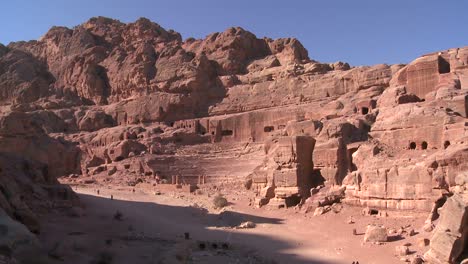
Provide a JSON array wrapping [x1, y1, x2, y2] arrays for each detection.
[[361, 107, 369, 115], [311, 169, 326, 187], [444, 141, 451, 149], [421, 141, 428, 150], [221, 130, 233, 136], [369, 209, 379, 215], [285, 195, 301, 207], [438, 56, 451, 74], [264, 126, 274, 132], [409, 142, 417, 150]]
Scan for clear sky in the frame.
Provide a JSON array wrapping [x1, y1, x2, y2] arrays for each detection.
[[1, 0, 467, 66]]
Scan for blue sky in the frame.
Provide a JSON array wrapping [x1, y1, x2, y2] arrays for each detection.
[[1, 0, 467, 66]]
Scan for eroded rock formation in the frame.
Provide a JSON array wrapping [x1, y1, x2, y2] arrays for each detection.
[[424, 172, 468, 263], [0, 16, 467, 263]]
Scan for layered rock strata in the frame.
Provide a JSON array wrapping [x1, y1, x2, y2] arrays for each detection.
[[0, 18, 467, 261]]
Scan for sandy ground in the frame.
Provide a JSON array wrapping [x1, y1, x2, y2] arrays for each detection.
[[38, 184, 431, 264]]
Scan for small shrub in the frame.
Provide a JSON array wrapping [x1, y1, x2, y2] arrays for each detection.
[[113, 211, 123, 221], [213, 194, 228, 209]]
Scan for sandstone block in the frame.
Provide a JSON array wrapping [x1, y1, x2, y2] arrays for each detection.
[[364, 225, 388, 243]]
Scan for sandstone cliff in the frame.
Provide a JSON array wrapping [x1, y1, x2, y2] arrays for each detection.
[[0, 17, 467, 263]]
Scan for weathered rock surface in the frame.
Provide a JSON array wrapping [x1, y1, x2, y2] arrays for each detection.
[[0, 207, 48, 262], [249, 135, 315, 207], [0, 17, 468, 263], [424, 172, 468, 263], [364, 225, 388, 243]]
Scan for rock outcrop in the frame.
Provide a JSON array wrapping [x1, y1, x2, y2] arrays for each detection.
[[0, 110, 80, 233], [249, 135, 315, 207], [0, 17, 467, 263], [424, 172, 468, 263], [0, 207, 46, 262]]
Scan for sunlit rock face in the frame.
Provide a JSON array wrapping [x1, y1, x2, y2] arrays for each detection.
[[0, 18, 467, 258]]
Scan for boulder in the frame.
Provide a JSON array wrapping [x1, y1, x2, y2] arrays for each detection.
[[396, 245, 410, 256], [237, 221, 256, 229], [313, 206, 331, 216], [364, 225, 388, 243]]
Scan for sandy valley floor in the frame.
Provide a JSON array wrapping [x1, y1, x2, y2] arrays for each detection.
[[38, 183, 430, 264]]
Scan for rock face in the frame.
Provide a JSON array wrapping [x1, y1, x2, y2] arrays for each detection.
[[0, 111, 80, 233], [249, 136, 315, 207], [0, 48, 54, 105], [0, 17, 468, 262], [0, 207, 46, 261], [424, 172, 468, 263]]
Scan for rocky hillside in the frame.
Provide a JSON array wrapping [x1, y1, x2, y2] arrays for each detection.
[[0, 16, 467, 263]]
